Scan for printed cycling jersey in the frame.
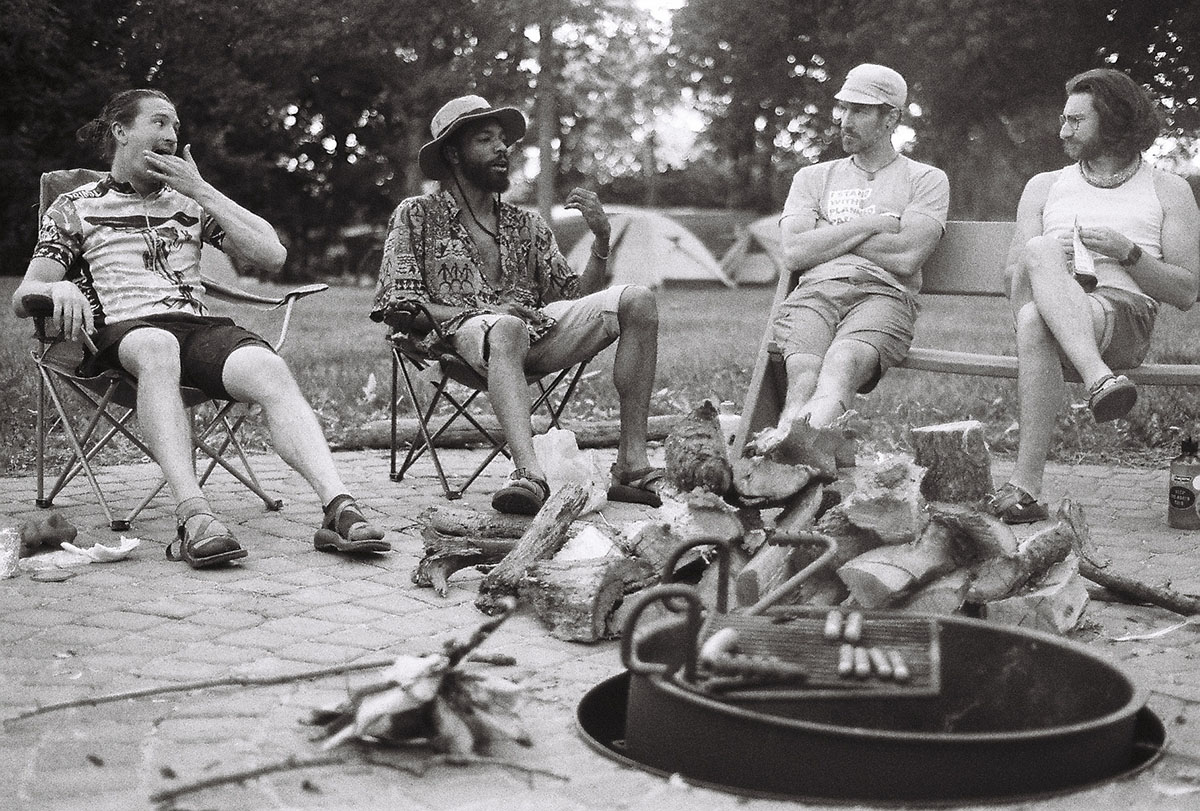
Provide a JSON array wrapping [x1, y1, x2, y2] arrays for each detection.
[[33, 175, 226, 326]]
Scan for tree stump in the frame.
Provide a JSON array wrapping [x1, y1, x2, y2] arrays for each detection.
[[476, 482, 587, 614], [909, 420, 993, 503]]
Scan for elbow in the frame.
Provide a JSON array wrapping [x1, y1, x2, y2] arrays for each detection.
[[267, 242, 288, 274]]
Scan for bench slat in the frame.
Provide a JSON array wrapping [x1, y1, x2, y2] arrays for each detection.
[[901, 347, 1200, 386]]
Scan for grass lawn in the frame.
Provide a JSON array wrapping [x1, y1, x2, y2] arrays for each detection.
[[4, 273, 1200, 477]]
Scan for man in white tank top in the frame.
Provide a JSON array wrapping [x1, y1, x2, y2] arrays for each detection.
[[987, 69, 1200, 524]]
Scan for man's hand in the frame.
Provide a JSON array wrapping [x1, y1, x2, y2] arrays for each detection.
[[487, 302, 542, 320], [49, 280, 94, 340], [565, 187, 610, 243], [144, 144, 208, 200], [1077, 225, 1135, 261]]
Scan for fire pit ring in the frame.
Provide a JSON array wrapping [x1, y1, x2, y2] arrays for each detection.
[[576, 670, 1164, 805]]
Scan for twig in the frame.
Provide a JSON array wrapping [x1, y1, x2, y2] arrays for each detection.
[[149, 753, 347, 805], [1079, 560, 1200, 616], [5, 652, 515, 726]]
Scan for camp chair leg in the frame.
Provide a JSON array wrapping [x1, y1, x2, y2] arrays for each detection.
[[192, 405, 283, 510]]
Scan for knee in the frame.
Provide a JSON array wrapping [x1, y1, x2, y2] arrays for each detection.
[[1020, 235, 1065, 278], [485, 316, 530, 360], [618, 285, 658, 330], [124, 331, 181, 380]]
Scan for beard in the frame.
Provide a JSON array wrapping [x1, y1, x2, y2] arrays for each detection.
[[1063, 135, 1103, 163], [459, 154, 511, 193]]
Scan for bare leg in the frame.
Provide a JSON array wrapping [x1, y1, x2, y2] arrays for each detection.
[[796, 339, 877, 427], [221, 346, 348, 505], [118, 329, 204, 503], [1007, 303, 1066, 499], [612, 286, 658, 472], [1022, 236, 1111, 388], [478, 317, 542, 479]]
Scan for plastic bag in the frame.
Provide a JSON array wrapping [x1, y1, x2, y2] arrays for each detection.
[[532, 428, 609, 515]]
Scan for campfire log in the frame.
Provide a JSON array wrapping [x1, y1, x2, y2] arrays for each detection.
[[837, 521, 960, 608], [827, 455, 928, 545], [665, 400, 733, 496], [476, 482, 587, 614], [983, 558, 1090, 633], [522, 557, 637, 642], [909, 420, 993, 503], [412, 528, 517, 596], [426, 507, 532, 538], [898, 570, 972, 614]]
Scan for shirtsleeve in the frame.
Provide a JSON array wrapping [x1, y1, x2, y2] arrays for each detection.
[[370, 199, 429, 324], [779, 163, 827, 225], [31, 196, 83, 270], [904, 165, 951, 229]]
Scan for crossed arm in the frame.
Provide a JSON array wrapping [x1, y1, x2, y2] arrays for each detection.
[[782, 209, 944, 280]]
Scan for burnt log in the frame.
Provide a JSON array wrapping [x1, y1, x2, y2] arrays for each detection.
[[476, 482, 587, 614], [412, 528, 517, 596], [909, 420, 993, 503]]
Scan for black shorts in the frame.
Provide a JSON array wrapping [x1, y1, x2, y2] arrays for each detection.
[[90, 313, 273, 400]]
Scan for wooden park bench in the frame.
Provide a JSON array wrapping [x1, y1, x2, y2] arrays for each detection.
[[734, 217, 1200, 455]]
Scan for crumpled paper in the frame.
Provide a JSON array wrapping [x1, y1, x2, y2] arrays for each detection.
[[18, 537, 141, 571]]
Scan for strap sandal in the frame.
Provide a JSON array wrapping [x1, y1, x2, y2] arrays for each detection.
[[314, 495, 391, 554], [607, 465, 666, 507], [492, 468, 550, 516], [984, 482, 1049, 525], [167, 511, 247, 569], [1087, 374, 1137, 423]]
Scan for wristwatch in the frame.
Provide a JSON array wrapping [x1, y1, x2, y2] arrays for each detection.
[[1119, 243, 1143, 267]]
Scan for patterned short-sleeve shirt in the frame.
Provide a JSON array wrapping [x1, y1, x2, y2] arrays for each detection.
[[33, 175, 226, 327], [370, 190, 580, 346]]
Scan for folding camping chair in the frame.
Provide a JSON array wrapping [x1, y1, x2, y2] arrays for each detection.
[[24, 168, 328, 530], [387, 301, 590, 500]]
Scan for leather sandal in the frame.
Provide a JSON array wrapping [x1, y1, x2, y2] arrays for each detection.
[[984, 482, 1049, 525], [167, 510, 247, 568], [314, 495, 391, 554], [492, 469, 550, 515], [608, 465, 665, 507], [1088, 374, 1137, 423]]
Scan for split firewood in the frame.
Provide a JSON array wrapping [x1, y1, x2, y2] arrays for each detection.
[[412, 529, 517, 596], [774, 482, 829, 538], [983, 558, 1090, 633], [897, 569, 972, 614], [521, 557, 639, 642], [735, 483, 830, 607], [751, 418, 841, 480], [908, 420, 993, 503], [476, 482, 587, 614], [822, 454, 928, 545], [964, 502, 1076, 602], [732, 454, 817, 504], [623, 492, 746, 576], [695, 543, 750, 612], [426, 506, 532, 538], [838, 520, 961, 608], [664, 400, 733, 496]]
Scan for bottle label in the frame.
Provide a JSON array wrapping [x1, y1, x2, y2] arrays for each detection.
[[1170, 486, 1196, 509]]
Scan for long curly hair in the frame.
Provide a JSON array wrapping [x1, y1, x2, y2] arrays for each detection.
[[1065, 69, 1161, 161], [75, 89, 175, 163]]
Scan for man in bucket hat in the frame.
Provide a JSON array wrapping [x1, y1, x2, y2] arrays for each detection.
[[755, 64, 949, 453], [371, 95, 662, 515]]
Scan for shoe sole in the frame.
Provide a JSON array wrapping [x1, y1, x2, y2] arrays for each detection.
[[187, 547, 248, 568], [491, 491, 543, 515], [313, 528, 391, 554], [1091, 383, 1137, 423]]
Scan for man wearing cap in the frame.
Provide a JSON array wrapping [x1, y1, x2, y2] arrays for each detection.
[[757, 63, 949, 451], [370, 95, 661, 515]]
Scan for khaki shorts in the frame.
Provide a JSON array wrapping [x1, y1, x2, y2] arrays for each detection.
[[452, 285, 629, 376], [772, 277, 918, 393], [1091, 286, 1158, 370]]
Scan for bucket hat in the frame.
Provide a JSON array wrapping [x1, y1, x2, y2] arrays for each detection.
[[418, 95, 526, 180]]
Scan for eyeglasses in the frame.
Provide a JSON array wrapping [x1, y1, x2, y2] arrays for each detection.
[[1059, 114, 1086, 132]]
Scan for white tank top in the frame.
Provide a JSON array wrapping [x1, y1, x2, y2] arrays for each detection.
[[1042, 160, 1162, 299]]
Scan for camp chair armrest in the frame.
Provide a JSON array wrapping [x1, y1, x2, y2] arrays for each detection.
[[388, 300, 453, 344], [201, 275, 328, 310], [20, 293, 100, 354]]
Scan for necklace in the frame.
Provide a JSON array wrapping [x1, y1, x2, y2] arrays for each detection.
[[1080, 155, 1141, 189], [452, 174, 500, 240], [851, 153, 900, 181]]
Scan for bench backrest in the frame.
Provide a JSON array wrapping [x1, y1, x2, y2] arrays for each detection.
[[921, 220, 1014, 297]]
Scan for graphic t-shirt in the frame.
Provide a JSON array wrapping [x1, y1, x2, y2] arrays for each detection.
[[33, 176, 226, 327], [780, 155, 950, 294]]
